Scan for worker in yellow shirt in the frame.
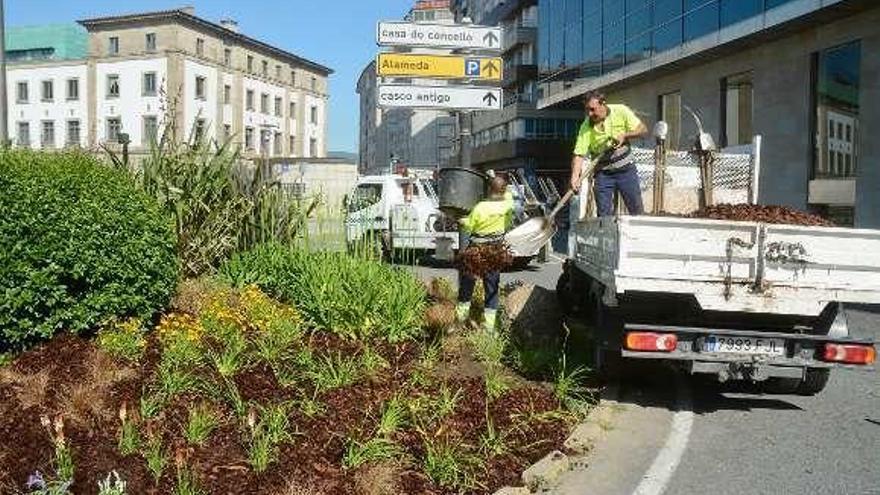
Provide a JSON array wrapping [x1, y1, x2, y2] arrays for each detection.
[[570, 91, 647, 216], [456, 176, 514, 332]]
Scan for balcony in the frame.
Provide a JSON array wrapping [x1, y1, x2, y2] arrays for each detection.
[[502, 64, 538, 88], [503, 26, 537, 54]]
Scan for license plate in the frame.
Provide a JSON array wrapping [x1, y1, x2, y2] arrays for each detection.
[[703, 335, 786, 356]]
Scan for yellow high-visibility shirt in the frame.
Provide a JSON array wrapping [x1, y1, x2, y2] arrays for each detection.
[[573, 103, 643, 158], [460, 197, 514, 236]]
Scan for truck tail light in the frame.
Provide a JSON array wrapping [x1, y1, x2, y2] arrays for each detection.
[[822, 343, 876, 365], [625, 332, 677, 352]]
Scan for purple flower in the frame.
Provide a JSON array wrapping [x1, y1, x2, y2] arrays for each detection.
[[25, 471, 46, 490]]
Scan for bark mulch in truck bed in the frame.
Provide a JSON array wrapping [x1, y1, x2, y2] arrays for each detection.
[[0, 327, 574, 494], [689, 204, 835, 227]]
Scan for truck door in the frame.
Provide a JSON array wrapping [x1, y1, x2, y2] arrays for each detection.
[[345, 182, 385, 243]]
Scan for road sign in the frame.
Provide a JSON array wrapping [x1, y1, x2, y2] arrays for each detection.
[[377, 21, 502, 51], [378, 84, 502, 110], [377, 53, 502, 80]]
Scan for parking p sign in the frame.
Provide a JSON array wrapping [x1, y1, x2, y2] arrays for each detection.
[[465, 59, 481, 77]]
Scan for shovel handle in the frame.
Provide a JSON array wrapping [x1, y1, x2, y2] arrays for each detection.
[[547, 157, 597, 221]]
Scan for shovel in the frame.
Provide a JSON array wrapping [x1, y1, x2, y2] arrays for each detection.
[[505, 157, 598, 257]]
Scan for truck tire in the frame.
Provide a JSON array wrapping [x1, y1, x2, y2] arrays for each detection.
[[796, 369, 830, 396]]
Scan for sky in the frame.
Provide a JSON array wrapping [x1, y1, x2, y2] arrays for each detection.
[[6, 0, 419, 153]]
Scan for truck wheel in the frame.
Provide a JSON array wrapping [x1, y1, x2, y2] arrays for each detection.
[[796, 369, 830, 396]]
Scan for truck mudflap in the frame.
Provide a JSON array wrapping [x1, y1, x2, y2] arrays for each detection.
[[617, 323, 876, 379]]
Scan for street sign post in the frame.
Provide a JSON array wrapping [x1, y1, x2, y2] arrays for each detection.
[[377, 53, 502, 80], [377, 21, 502, 51], [378, 84, 501, 111]]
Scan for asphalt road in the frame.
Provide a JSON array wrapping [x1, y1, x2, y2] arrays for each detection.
[[555, 306, 880, 495]]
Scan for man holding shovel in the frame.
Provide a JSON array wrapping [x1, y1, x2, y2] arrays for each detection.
[[455, 176, 514, 332], [570, 91, 647, 216]]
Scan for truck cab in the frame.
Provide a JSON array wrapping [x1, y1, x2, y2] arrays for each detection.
[[344, 172, 458, 259]]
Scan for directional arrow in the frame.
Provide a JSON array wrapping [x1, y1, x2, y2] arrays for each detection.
[[483, 60, 499, 78], [483, 31, 499, 48], [483, 92, 498, 107]]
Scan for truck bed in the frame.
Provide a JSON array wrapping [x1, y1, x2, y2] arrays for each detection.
[[572, 216, 880, 316]]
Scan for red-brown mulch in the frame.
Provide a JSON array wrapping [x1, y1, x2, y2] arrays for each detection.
[[690, 204, 835, 227], [456, 243, 515, 278], [0, 330, 573, 495]]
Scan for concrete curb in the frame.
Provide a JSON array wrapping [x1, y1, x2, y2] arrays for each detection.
[[492, 383, 622, 494]]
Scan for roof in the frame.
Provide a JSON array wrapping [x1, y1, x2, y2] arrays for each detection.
[[77, 8, 332, 75], [6, 24, 88, 61]]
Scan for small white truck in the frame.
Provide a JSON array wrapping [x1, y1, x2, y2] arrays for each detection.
[[344, 172, 459, 260], [557, 142, 878, 394]]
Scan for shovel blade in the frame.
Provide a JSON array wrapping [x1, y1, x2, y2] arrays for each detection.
[[505, 217, 556, 257]]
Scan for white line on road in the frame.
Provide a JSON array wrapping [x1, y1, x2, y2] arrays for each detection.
[[632, 375, 694, 495]]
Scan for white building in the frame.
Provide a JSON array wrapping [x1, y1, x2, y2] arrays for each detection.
[[7, 7, 332, 158]]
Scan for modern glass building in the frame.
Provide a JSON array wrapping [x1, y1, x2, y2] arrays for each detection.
[[538, 0, 801, 77], [534, 0, 878, 228]]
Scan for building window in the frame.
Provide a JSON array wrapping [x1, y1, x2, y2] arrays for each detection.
[[224, 85, 231, 104], [289, 135, 295, 154], [274, 132, 282, 155], [310, 105, 318, 124], [195, 76, 206, 100], [107, 74, 120, 98], [260, 93, 269, 114], [247, 55, 254, 72], [16, 82, 28, 103], [17, 122, 30, 147], [224, 48, 231, 66], [41, 80, 53, 102], [246, 90, 255, 110], [310, 76, 316, 91], [262, 60, 268, 77], [109, 36, 119, 55], [223, 124, 231, 142], [274, 97, 282, 117], [289, 101, 296, 118], [194, 118, 206, 141], [196, 38, 205, 56], [245, 126, 254, 150], [290, 70, 296, 85], [659, 91, 682, 150], [309, 138, 317, 157], [106, 117, 122, 142], [66, 120, 81, 147], [66, 78, 79, 100], [260, 130, 271, 155], [275, 65, 282, 80], [721, 72, 753, 147], [143, 115, 158, 144], [814, 40, 860, 179], [143, 72, 157, 96], [41, 120, 55, 148], [145, 33, 157, 52]]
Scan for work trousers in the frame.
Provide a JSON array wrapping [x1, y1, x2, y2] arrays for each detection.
[[458, 270, 501, 310], [594, 164, 644, 216]]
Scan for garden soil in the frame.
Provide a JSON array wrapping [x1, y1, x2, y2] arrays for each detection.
[[0, 331, 570, 495]]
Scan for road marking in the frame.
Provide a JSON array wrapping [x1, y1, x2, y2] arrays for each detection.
[[632, 375, 694, 495]]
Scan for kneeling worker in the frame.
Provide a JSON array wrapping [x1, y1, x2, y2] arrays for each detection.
[[456, 176, 514, 332]]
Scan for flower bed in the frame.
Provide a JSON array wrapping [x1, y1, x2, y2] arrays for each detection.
[[0, 275, 590, 495]]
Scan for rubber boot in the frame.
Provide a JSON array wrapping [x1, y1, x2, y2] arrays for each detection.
[[483, 309, 498, 333], [456, 302, 471, 323]]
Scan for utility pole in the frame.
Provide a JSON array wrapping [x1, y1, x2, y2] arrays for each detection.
[[0, 0, 8, 146]]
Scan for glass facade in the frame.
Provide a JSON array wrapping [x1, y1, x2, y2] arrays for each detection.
[[538, 0, 799, 75]]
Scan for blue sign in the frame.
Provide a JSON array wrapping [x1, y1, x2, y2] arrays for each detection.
[[465, 59, 481, 77]]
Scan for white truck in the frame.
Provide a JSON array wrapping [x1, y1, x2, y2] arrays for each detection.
[[344, 172, 459, 260], [557, 143, 878, 395]]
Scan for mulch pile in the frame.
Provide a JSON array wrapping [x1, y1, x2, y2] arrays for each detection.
[[0, 330, 570, 495], [457, 243, 515, 278], [690, 204, 835, 227]]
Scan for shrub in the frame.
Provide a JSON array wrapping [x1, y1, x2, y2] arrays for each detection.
[[219, 243, 426, 342], [0, 150, 178, 350]]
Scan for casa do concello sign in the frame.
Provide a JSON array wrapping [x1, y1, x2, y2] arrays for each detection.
[[375, 21, 503, 111]]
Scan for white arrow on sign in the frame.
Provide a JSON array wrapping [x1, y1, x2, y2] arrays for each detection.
[[378, 84, 502, 111], [377, 21, 502, 51]]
